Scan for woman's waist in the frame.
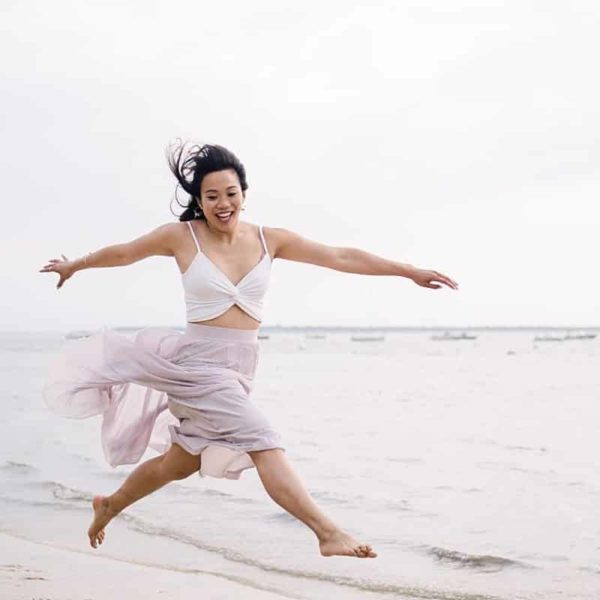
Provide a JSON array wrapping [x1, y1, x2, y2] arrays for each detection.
[[184, 322, 259, 344]]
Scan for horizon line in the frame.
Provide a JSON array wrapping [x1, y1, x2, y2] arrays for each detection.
[[4, 324, 600, 334]]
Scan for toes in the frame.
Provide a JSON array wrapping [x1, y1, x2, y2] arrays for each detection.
[[356, 544, 377, 558]]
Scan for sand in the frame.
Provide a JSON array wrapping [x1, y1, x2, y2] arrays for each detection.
[[0, 531, 292, 600]]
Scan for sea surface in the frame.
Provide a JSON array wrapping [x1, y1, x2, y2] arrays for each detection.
[[1, 327, 599, 599]]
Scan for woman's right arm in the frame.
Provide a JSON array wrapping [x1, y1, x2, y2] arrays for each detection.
[[40, 223, 180, 289]]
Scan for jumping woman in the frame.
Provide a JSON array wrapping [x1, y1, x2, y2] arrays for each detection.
[[40, 142, 458, 559]]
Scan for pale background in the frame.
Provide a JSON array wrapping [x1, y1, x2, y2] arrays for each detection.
[[2, 0, 598, 330]]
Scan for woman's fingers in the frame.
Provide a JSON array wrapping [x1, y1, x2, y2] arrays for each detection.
[[433, 271, 458, 289], [414, 270, 458, 290], [40, 255, 70, 274]]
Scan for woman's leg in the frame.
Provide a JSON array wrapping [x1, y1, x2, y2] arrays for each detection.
[[88, 443, 200, 548], [249, 448, 377, 558]]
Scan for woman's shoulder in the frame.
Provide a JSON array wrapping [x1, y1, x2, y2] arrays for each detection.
[[260, 225, 300, 242], [254, 225, 305, 259], [147, 221, 193, 250]]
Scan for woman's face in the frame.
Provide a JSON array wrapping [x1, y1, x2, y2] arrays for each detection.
[[198, 169, 245, 230]]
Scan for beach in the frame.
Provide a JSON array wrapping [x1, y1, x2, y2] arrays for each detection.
[[0, 531, 291, 600], [1, 328, 600, 600]]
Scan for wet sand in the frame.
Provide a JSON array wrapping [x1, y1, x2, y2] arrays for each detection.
[[0, 531, 291, 600]]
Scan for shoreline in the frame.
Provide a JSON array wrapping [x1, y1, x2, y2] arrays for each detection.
[[0, 530, 293, 600]]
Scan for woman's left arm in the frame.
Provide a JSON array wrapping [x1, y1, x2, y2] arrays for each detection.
[[267, 228, 459, 290]]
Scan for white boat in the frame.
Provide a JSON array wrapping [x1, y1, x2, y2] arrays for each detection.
[[64, 330, 93, 340], [350, 335, 385, 342], [564, 331, 597, 340], [533, 334, 565, 342], [430, 331, 477, 341]]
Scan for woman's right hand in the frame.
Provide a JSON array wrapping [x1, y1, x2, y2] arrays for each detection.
[[39, 254, 77, 289]]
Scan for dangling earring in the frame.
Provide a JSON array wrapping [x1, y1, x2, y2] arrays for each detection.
[[241, 203, 246, 211]]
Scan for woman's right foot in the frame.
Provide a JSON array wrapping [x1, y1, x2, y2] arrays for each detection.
[[319, 529, 377, 558], [88, 495, 118, 548]]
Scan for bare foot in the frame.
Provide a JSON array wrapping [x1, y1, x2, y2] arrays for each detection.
[[319, 529, 377, 558], [88, 495, 118, 549]]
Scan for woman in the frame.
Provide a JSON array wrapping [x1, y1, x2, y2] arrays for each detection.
[[40, 142, 458, 558]]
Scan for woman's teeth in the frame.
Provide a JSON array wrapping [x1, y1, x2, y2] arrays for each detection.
[[216, 211, 233, 223]]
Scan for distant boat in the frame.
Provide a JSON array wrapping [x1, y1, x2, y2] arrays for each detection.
[[350, 335, 385, 342], [564, 331, 597, 340], [258, 334, 270, 340], [533, 334, 565, 342], [64, 330, 93, 340], [430, 331, 477, 341]]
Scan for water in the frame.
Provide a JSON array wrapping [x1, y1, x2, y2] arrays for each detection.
[[1, 329, 599, 599]]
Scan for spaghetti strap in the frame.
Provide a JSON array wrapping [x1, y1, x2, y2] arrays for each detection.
[[186, 221, 201, 252], [258, 226, 268, 257]]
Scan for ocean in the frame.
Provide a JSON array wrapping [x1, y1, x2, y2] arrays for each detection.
[[1, 327, 598, 599]]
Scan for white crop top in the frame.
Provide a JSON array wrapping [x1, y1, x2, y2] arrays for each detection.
[[182, 221, 272, 323]]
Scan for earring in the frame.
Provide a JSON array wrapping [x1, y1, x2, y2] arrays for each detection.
[[241, 203, 246, 211]]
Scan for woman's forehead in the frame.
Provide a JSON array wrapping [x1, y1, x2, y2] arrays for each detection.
[[201, 169, 240, 192]]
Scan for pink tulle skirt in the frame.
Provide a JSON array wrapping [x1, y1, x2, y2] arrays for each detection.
[[43, 323, 283, 480]]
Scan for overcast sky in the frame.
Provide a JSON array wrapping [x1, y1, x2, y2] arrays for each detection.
[[2, 0, 599, 330]]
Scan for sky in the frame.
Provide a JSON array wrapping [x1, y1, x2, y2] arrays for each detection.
[[1, 0, 599, 330]]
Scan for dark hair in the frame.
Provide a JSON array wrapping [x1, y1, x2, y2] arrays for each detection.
[[167, 140, 248, 221]]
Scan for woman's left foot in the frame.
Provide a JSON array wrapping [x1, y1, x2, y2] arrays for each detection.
[[319, 529, 377, 558], [88, 495, 118, 548]]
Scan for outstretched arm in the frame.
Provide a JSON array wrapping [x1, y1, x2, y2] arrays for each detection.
[[268, 227, 459, 290], [40, 223, 178, 289]]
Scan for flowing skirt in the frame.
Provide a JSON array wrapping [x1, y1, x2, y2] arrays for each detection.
[[43, 323, 284, 480]]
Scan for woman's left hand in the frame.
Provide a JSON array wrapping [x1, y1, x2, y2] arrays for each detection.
[[410, 268, 459, 290]]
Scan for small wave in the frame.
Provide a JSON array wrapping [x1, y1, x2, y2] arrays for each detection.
[[30, 480, 93, 503], [0, 494, 87, 512], [385, 498, 412, 511], [123, 516, 502, 599], [426, 546, 528, 572], [0, 493, 501, 600], [195, 488, 233, 499], [189, 487, 256, 505], [0, 461, 38, 474], [504, 444, 547, 454], [310, 490, 349, 506]]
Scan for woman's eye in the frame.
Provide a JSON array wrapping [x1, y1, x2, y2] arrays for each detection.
[[228, 193, 236, 197]]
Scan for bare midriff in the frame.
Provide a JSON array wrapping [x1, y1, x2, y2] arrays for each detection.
[[189, 304, 260, 331]]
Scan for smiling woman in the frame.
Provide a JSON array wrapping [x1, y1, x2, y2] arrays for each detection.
[[39, 137, 457, 558], [168, 140, 248, 224]]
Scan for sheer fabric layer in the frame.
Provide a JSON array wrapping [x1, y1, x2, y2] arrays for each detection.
[[43, 324, 283, 480]]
